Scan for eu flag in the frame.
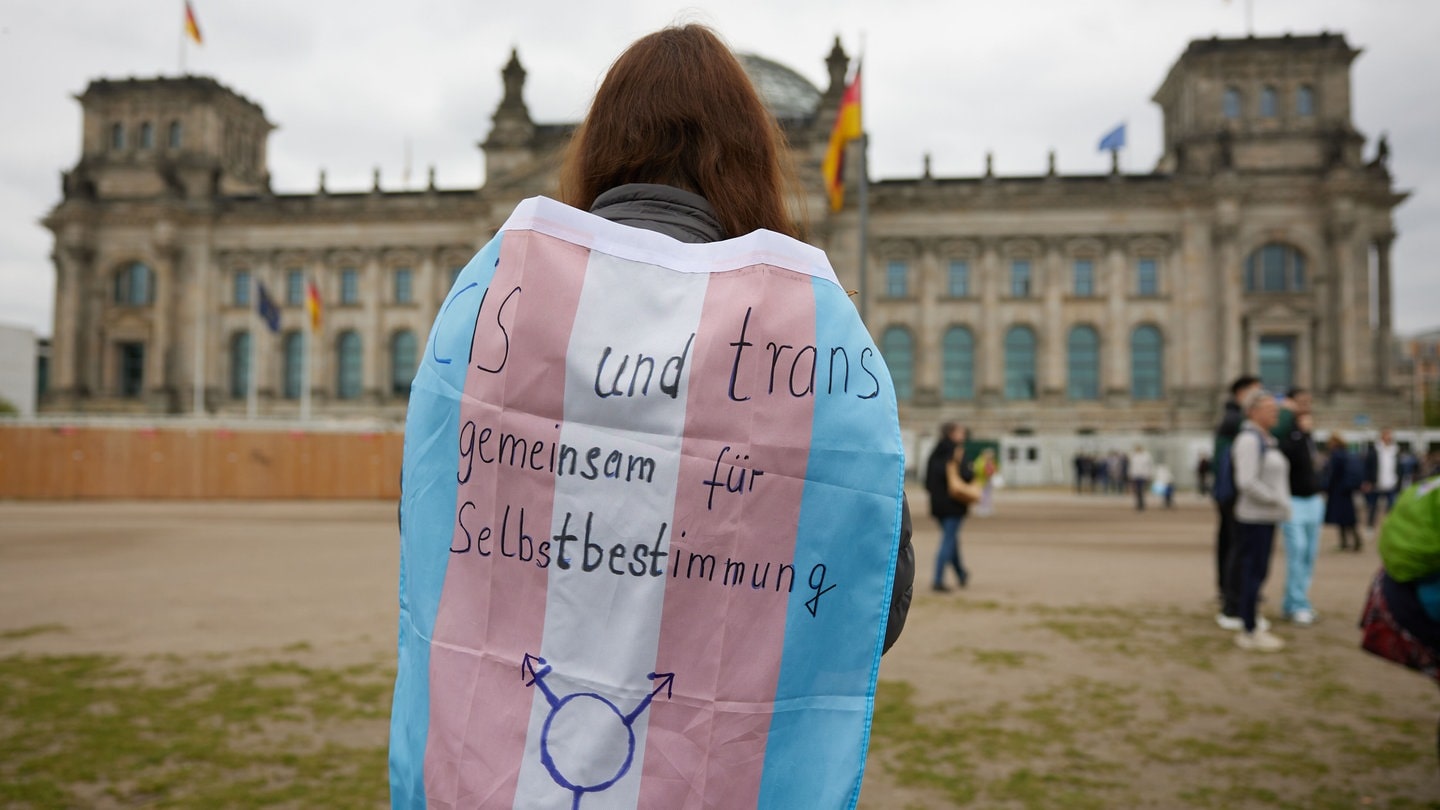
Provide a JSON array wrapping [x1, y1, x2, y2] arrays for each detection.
[[257, 282, 281, 333], [1098, 123, 1126, 152]]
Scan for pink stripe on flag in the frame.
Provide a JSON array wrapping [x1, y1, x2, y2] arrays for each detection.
[[639, 265, 818, 807], [425, 231, 590, 807]]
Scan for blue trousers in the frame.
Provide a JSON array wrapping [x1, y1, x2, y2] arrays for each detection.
[[935, 515, 967, 587], [1280, 495, 1324, 616], [1236, 521, 1276, 633]]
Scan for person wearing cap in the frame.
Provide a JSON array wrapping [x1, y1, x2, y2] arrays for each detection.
[[1231, 388, 1292, 651]]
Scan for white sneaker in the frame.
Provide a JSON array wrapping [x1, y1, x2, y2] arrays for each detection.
[[1236, 629, 1286, 652], [1216, 613, 1244, 631], [1289, 609, 1316, 626], [1257, 615, 1271, 632]]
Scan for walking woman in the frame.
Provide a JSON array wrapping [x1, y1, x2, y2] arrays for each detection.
[[1232, 388, 1292, 651]]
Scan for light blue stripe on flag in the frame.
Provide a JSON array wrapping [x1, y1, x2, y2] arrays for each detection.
[[389, 234, 504, 809], [756, 276, 905, 809], [1098, 122, 1126, 152]]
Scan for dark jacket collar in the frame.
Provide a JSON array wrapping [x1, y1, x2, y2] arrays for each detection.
[[589, 183, 726, 244]]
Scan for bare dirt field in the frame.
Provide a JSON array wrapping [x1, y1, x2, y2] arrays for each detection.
[[1, 488, 1437, 808]]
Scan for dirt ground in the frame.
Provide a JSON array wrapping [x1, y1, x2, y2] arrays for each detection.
[[2, 487, 1437, 806]]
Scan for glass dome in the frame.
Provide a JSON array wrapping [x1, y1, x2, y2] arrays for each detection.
[[737, 53, 822, 122]]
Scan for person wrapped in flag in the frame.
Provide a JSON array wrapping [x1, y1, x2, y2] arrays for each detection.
[[390, 24, 912, 810]]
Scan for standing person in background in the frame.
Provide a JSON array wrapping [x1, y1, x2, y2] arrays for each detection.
[[925, 423, 973, 591], [1155, 463, 1175, 509], [1129, 444, 1155, 511], [1322, 433, 1363, 551], [1197, 454, 1213, 497], [973, 447, 999, 517], [1215, 375, 1263, 631], [1399, 446, 1421, 490], [1364, 428, 1402, 538], [1275, 389, 1322, 626], [1232, 388, 1292, 651]]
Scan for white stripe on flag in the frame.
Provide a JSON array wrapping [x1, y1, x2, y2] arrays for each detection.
[[513, 252, 708, 809]]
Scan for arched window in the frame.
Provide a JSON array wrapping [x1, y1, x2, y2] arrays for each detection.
[[1244, 243, 1307, 293], [1223, 87, 1242, 119], [230, 332, 251, 398], [391, 330, 418, 395], [942, 326, 974, 400], [1260, 86, 1278, 118], [139, 122, 154, 149], [337, 331, 363, 400], [113, 262, 153, 306], [1004, 326, 1037, 400], [110, 122, 125, 150], [282, 331, 305, 399], [1067, 326, 1100, 401], [1296, 85, 1315, 117], [880, 326, 914, 402], [168, 120, 183, 149], [1131, 326, 1164, 401]]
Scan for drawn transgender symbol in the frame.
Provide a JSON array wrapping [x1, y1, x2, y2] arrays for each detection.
[[521, 654, 676, 810]]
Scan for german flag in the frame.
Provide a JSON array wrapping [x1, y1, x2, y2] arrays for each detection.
[[305, 280, 322, 330], [184, 1, 203, 45], [820, 66, 862, 212]]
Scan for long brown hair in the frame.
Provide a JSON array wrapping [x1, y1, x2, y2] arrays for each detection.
[[559, 25, 801, 239]]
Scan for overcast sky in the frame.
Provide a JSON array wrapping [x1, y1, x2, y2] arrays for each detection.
[[2, 0, 1435, 338]]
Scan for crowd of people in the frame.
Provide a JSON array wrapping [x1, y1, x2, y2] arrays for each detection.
[[1072, 447, 1174, 511]]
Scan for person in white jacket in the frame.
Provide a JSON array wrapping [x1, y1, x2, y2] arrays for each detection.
[[1128, 445, 1155, 511], [1231, 389, 1292, 651]]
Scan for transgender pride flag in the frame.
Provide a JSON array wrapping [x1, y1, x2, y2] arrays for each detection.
[[390, 197, 905, 810]]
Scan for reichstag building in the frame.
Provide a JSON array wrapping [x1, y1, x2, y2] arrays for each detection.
[[42, 32, 1407, 450]]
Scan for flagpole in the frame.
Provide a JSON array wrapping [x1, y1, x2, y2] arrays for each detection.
[[301, 287, 312, 423], [858, 131, 870, 326], [247, 276, 258, 420]]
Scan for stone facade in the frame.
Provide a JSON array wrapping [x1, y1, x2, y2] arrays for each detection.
[[43, 34, 1408, 440]]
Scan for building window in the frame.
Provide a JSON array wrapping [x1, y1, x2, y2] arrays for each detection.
[[391, 330, 418, 395], [947, 260, 970, 297], [1073, 258, 1095, 297], [1260, 86, 1278, 118], [942, 326, 974, 401], [1004, 325, 1037, 400], [110, 122, 125, 150], [168, 120, 183, 149], [139, 122, 154, 149], [1223, 87, 1242, 119], [285, 269, 304, 306], [118, 342, 145, 398], [283, 331, 304, 399], [1131, 325, 1164, 400], [1296, 85, 1315, 117], [394, 268, 414, 304], [1136, 258, 1159, 297], [337, 331, 363, 400], [1067, 325, 1100, 401], [880, 326, 914, 402], [113, 262, 153, 306], [340, 268, 359, 305], [230, 332, 251, 398], [1010, 259, 1032, 297], [233, 270, 251, 307], [1258, 336, 1295, 394], [1244, 243, 1306, 293], [885, 261, 909, 298]]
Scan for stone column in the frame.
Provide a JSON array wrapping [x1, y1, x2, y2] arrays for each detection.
[[1104, 238, 1127, 397], [1212, 224, 1243, 384], [978, 239, 1002, 403], [147, 244, 177, 409], [50, 244, 89, 402], [366, 251, 386, 402], [83, 260, 106, 396], [916, 240, 940, 399], [1374, 232, 1394, 389], [1042, 239, 1065, 399]]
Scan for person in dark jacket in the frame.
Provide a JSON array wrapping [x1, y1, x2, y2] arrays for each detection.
[[1274, 388, 1321, 625], [925, 423, 972, 591], [1321, 433, 1362, 550], [1214, 375, 1262, 630], [563, 35, 914, 651]]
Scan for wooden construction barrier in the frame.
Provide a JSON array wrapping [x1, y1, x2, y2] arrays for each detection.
[[0, 424, 403, 500]]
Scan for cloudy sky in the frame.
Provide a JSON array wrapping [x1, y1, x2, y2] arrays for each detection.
[[2, 0, 1435, 337]]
